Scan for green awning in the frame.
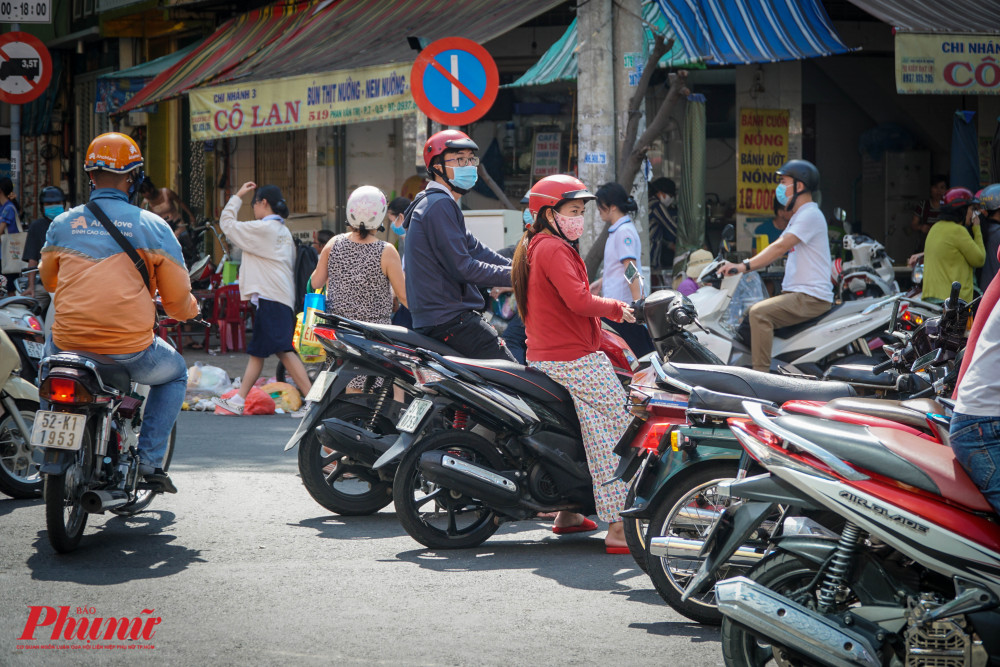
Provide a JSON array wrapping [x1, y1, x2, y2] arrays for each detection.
[[100, 42, 201, 80], [507, 2, 700, 88]]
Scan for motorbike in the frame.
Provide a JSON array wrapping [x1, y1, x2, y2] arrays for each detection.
[[836, 232, 899, 301], [33, 352, 177, 552], [0, 280, 45, 385], [633, 282, 973, 624], [284, 310, 641, 517], [0, 328, 41, 498], [686, 224, 938, 377]]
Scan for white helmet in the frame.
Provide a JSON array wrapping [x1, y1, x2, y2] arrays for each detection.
[[346, 186, 387, 231]]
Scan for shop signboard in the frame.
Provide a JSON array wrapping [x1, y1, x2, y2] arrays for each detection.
[[736, 108, 788, 216], [188, 62, 414, 141], [531, 131, 561, 177], [896, 33, 1000, 95]]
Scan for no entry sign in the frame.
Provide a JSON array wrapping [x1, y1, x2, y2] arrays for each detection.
[[410, 37, 498, 126], [0, 31, 51, 104]]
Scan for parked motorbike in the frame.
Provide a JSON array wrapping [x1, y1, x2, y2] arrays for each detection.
[[0, 328, 41, 498], [0, 284, 45, 385], [285, 311, 640, 516], [33, 352, 177, 552], [635, 282, 973, 624], [836, 232, 899, 301]]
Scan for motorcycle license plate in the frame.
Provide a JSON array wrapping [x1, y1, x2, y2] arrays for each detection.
[[304, 370, 337, 402], [30, 411, 86, 451], [23, 340, 45, 359], [397, 398, 432, 434]]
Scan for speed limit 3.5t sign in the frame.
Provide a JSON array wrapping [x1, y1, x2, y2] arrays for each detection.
[[0, 31, 51, 104]]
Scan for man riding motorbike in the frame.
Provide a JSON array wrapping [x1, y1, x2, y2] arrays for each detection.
[[717, 159, 833, 372], [39, 132, 198, 493], [403, 129, 514, 360]]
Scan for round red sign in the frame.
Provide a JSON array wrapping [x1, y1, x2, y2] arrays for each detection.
[[0, 31, 52, 105], [410, 37, 499, 126]]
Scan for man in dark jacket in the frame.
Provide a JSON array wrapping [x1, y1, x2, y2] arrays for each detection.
[[21, 185, 67, 312], [404, 130, 513, 360]]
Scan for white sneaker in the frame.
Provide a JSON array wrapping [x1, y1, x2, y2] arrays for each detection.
[[212, 395, 245, 415]]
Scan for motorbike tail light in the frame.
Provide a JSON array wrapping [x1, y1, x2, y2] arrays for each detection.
[[40, 376, 95, 404], [313, 327, 337, 343], [25, 315, 42, 331], [639, 422, 671, 451], [413, 367, 444, 390], [728, 418, 782, 463], [313, 327, 359, 355]]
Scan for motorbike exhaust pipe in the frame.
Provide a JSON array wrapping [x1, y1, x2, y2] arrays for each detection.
[[80, 489, 129, 514], [673, 505, 723, 526], [418, 451, 520, 507], [648, 536, 764, 566], [715, 577, 881, 667]]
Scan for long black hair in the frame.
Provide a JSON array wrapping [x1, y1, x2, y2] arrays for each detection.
[[595, 182, 638, 215]]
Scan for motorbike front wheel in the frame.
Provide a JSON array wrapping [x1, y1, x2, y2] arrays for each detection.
[[0, 399, 41, 498], [298, 401, 396, 515], [644, 461, 744, 625], [43, 425, 95, 553], [392, 430, 503, 550]]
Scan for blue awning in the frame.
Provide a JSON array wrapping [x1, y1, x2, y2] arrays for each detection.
[[654, 0, 856, 66]]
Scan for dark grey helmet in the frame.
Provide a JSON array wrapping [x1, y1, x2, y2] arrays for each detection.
[[776, 159, 820, 192]]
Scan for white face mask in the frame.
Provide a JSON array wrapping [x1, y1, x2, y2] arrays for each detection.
[[659, 194, 674, 207]]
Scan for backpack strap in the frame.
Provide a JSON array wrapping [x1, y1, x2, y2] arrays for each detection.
[[402, 188, 454, 230], [86, 201, 151, 291]]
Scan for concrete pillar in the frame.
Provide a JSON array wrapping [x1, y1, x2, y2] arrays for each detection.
[[613, 0, 649, 280], [576, 0, 616, 262]]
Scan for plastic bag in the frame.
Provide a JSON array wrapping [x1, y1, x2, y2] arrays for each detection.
[[261, 381, 303, 412], [720, 272, 768, 339], [294, 291, 327, 363], [214, 387, 275, 416], [185, 363, 232, 400]]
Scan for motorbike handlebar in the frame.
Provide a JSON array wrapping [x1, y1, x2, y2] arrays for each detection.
[[946, 281, 961, 309], [872, 358, 894, 376]]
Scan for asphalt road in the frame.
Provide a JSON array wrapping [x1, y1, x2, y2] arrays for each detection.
[[1, 412, 723, 666]]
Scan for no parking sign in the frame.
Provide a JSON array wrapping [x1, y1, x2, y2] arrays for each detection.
[[0, 31, 52, 105], [410, 37, 498, 126]]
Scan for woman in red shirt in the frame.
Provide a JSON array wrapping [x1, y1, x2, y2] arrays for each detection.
[[512, 175, 636, 553]]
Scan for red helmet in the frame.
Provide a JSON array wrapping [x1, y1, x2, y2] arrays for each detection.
[[423, 130, 478, 169], [941, 186, 975, 211], [527, 174, 595, 218]]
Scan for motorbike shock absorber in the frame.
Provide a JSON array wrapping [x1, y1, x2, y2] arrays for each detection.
[[817, 522, 864, 612], [368, 384, 391, 430], [452, 409, 468, 430]]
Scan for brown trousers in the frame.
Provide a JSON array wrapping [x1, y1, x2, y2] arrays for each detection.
[[747, 291, 832, 372]]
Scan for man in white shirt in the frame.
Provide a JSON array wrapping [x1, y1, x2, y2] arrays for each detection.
[[718, 160, 833, 371]]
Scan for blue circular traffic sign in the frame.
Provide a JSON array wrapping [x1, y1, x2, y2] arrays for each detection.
[[411, 37, 499, 126]]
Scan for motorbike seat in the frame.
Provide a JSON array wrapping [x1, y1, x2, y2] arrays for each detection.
[[688, 386, 774, 415], [774, 415, 993, 513], [823, 364, 896, 388], [44, 351, 132, 395], [342, 321, 458, 357], [446, 357, 573, 405], [662, 362, 856, 404], [0, 295, 42, 314], [826, 397, 942, 433], [773, 414, 940, 496]]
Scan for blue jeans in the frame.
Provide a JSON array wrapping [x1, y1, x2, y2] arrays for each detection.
[[950, 412, 1000, 514], [45, 337, 187, 468]]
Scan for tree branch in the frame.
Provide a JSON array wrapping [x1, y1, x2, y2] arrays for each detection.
[[618, 33, 672, 179], [477, 162, 516, 210], [584, 69, 690, 277]]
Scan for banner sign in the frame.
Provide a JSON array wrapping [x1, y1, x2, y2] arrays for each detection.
[[737, 108, 789, 215], [96, 78, 157, 114], [896, 33, 1000, 95], [189, 62, 415, 140]]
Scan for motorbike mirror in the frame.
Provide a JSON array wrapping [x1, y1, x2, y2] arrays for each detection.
[[719, 224, 735, 255], [833, 207, 847, 223]]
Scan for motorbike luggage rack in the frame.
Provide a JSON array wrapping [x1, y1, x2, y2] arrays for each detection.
[[414, 347, 484, 385], [742, 401, 869, 482], [313, 312, 395, 345]]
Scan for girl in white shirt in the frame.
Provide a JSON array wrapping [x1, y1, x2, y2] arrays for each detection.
[[213, 182, 312, 415]]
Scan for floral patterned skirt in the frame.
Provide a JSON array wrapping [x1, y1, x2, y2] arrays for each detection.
[[530, 352, 631, 522]]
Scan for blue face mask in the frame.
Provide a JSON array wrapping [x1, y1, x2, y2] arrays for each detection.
[[44, 205, 64, 219], [390, 217, 406, 237], [448, 165, 478, 191], [775, 182, 791, 207], [522, 209, 533, 227]]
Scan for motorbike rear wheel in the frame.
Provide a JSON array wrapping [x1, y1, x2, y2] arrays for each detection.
[[0, 399, 41, 498], [392, 430, 503, 550], [645, 461, 743, 625], [298, 401, 396, 515], [623, 483, 648, 573], [44, 425, 95, 553]]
